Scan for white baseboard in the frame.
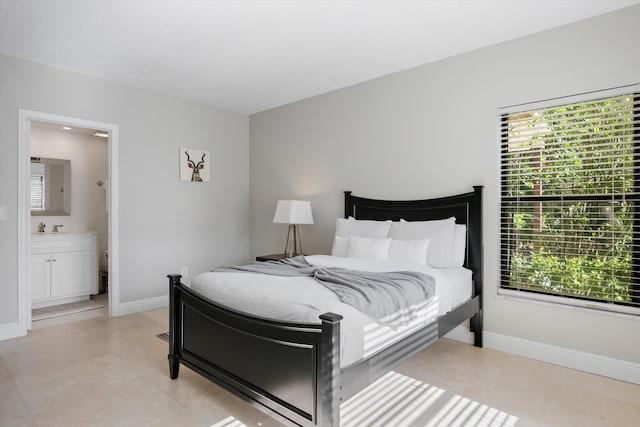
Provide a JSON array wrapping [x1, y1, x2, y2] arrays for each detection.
[[0, 322, 25, 341], [112, 294, 168, 317], [445, 326, 640, 385]]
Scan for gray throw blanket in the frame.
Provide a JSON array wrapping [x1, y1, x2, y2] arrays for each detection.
[[213, 256, 435, 327]]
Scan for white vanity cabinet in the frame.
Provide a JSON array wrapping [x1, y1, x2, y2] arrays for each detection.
[[31, 232, 98, 308]]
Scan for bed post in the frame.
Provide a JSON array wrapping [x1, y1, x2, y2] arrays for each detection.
[[470, 186, 483, 348], [318, 312, 343, 427], [167, 274, 183, 379], [344, 191, 352, 218]]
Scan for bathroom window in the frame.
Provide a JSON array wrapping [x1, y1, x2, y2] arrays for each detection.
[[30, 173, 45, 211]]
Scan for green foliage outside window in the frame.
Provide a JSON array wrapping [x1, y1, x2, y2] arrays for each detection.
[[502, 94, 637, 304]]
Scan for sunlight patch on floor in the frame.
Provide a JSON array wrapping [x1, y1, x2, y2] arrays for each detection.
[[423, 392, 519, 427], [210, 415, 248, 427], [341, 371, 445, 427], [342, 371, 519, 427]]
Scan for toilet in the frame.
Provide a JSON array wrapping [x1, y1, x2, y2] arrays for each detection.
[[99, 249, 108, 294]]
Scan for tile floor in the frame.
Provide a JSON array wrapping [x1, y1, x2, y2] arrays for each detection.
[[1, 305, 638, 426]]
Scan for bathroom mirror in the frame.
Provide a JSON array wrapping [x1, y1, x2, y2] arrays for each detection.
[[31, 157, 71, 216]]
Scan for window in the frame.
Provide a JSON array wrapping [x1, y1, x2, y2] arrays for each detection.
[[500, 87, 640, 313], [30, 173, 45, 211]]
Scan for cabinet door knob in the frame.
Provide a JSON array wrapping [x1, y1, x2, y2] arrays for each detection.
[[46, 259, 51, 263], [52, 259, 56, 262]]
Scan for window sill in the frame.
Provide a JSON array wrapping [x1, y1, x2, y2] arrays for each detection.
[[497, 288, 640, 320]]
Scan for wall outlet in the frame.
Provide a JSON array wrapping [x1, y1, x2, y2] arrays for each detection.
[[180, 266, 188, 278], [0, 206, 7, 221]]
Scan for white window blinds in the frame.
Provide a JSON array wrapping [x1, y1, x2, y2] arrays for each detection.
[[499, 88, 640, 313], [31, 174, 45, 211]]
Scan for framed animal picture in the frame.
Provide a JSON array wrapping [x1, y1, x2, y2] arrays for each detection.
[[179, 147, 210, 182]]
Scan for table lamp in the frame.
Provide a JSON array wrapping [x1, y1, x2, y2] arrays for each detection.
[[273, 200, 314, 257]]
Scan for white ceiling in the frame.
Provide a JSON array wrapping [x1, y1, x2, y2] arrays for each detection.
[[1, 0, 639, 114]]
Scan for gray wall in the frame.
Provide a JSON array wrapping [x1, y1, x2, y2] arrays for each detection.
[[0, 54, 249, 326], [250, 6, 640, 364]]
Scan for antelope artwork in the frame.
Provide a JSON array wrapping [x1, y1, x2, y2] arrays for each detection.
[[185, 150, 205, 182]]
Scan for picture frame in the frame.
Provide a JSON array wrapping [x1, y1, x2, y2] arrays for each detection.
[[179, 147, 210, 182]]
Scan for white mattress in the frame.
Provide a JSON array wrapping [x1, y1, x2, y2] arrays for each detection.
[[190, 255, 472, 367]]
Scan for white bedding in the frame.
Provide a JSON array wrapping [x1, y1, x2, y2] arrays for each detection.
[[190, 255, 472, 368]]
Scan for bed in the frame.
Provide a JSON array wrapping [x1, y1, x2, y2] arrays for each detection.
[[167, 186, 483, 426]]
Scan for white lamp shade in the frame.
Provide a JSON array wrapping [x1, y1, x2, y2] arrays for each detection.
[[273, 200, 314, 224]]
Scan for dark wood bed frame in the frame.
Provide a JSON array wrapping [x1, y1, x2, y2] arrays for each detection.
[[167, 186, 483, 426]]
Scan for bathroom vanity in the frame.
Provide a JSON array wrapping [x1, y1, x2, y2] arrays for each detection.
[[31, 232, 98, 308]]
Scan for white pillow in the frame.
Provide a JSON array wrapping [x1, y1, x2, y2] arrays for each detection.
[[452, 224, 467, 267], [388, 239, 430, 265], [346, 236, 391, 260], [330, 236, 349, 257], [331, 217, 391, 256], [389, 217, 456, 268], [335, 217, 391, 237]]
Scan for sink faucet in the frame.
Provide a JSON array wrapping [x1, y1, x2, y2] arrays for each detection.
[[53, 224, 63, 232], [38, 223, 46, 233]]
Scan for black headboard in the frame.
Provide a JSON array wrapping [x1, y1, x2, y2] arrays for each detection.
[[344, 186, 483, 296]]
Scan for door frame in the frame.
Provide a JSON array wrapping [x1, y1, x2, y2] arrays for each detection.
[[18, 109, 120, 333]]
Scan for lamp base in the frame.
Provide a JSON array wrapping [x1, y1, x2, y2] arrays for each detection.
[[283, 224, 304, 258]]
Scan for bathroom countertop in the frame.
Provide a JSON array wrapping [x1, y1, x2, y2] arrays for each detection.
[[32, 230, 98, 236]]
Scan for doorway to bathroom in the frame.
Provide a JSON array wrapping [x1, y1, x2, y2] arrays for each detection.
[[17, 110, 120, 334], [30, 120, 109, 327]]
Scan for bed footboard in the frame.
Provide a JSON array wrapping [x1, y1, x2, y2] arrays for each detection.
[[168, 274, 342, 427]]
